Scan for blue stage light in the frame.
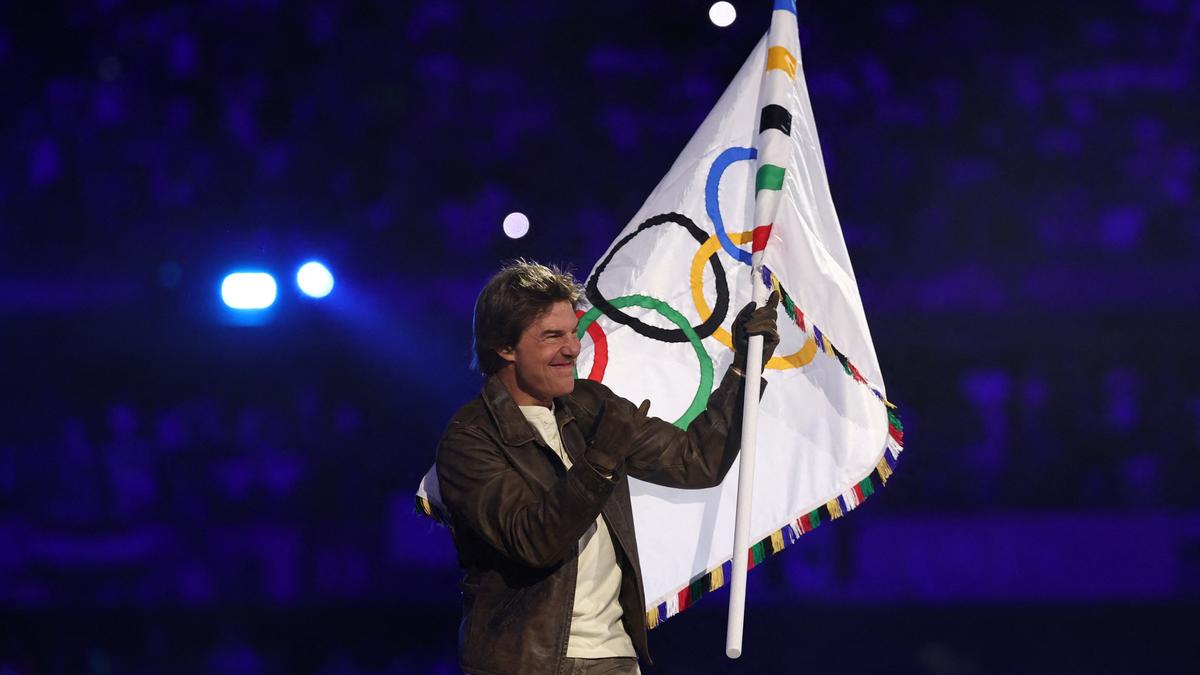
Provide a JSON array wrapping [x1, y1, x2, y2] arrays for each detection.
[[220, 272, 278, 310], [296, 261, 334, 298]]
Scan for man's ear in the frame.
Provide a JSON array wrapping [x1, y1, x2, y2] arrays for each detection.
[[496, 346, 516, 363]]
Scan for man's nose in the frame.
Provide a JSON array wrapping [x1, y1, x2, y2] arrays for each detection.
[[564, 333, 581, 357]]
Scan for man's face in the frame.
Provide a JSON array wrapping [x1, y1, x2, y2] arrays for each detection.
[[497, 300, 581, 407]]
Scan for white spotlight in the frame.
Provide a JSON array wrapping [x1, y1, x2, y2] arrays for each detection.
[[221, 272, 278, 310], [709, 1, 737, 27], [503, 212, 530, 239], [296, 261, 335, 299]]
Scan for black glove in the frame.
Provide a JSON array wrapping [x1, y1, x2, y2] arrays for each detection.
[[731, 291, 781, 374], [584, 398, 651, 475]]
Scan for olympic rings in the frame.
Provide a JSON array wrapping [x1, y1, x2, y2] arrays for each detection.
[[689, 230, 818, 370], [575, 309, 608, 382], [578, 143, 817, 413], [586, 212, 730, 343], [577, 295, 713, 430]]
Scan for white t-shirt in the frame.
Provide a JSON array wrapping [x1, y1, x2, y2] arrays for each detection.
[[518, 404, 636, 659]]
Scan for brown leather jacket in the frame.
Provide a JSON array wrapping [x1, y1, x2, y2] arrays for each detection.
[[435, 368, 750, 675]]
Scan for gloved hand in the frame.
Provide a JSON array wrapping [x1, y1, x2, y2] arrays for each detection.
[[584, 398, 651, 475], [731, 291, 781, 375]]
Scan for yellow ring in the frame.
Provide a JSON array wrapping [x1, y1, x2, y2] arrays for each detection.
[[689, 231, 817, 370]]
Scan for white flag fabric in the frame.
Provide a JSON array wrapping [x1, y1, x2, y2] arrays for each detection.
[[418, 0, 903, 628]]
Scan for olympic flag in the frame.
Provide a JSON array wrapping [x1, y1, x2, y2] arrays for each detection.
[[418, 0, 903, 637]]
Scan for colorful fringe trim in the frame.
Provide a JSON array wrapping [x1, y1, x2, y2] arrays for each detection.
[[762, 264, 896, 409], [645, 412, 904, 629]]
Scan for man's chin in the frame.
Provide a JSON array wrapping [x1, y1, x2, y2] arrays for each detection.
[[553, 376, 576, 398]]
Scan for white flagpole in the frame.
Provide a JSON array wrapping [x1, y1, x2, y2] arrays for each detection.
[[725, 271, 770, 659], [727, 2, 795, 654]]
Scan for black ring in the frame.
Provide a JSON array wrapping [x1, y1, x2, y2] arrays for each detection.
[[585, 212, 730, 343]]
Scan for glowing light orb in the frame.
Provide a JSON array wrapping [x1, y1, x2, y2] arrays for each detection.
[[503, 212, 530, 239], [296, 261, 335, 298], [709, 1, 736, 27], [221, 272, 278, 310]]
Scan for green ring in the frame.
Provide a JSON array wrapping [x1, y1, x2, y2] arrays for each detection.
[[576, 294, 713, 429]]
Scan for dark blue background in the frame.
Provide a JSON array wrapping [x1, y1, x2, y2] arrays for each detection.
[[2, 0, 1198, 672]]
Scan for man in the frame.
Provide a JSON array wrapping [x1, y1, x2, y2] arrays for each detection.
[[436, 259, 779, 674]]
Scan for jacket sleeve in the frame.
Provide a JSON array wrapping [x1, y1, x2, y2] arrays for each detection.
[[435, 420, 616, 569], [607, 367, 756, 489]]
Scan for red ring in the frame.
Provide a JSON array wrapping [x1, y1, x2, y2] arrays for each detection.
[[576, 309, 609, 382]]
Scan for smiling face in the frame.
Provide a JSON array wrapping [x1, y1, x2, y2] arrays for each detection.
[[495, 300, 581, 407]]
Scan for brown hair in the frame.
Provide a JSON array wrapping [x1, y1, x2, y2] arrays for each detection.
[[472, 259, 582, 375]]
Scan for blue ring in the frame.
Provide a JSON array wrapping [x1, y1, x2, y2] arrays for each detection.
[[705, 146, 757, 266]]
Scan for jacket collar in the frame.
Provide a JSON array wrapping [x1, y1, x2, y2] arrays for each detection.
[[482, 374, 576, 447]]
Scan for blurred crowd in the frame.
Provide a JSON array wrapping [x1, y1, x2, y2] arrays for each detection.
[[0, 357, 1195, 608], [5, 1, 1195, 277], [1, 387, 386, 606]]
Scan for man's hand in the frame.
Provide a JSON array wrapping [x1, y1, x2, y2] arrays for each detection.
[[731, 291, 781, 375], [584, 398, 651, 475]]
